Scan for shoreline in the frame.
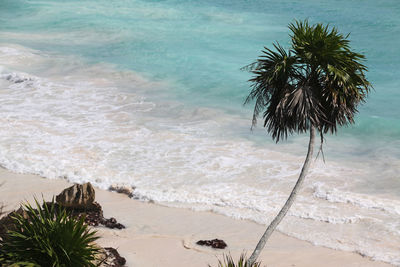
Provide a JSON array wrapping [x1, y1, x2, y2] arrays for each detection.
[[0, 168, 392, 267]]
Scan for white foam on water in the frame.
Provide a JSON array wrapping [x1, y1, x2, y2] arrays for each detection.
[[1, 44, 400, 266], [314, 183, 400, 216]]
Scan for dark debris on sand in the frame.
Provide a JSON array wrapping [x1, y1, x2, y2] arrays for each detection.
[[51, 202, 126, 230], [100, 247, 127, 267], [67, 203, 125, 229], [196, 239, 227, 249]]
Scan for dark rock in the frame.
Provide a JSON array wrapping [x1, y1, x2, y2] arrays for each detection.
[[54, 184, 125, 229], [5, 74, 31, 83], [56, 183, 96, 210], [196, 239, 227, 249], [105, 247, 126, 266], [109, 184, 135, 198], [97, 247, 126, 266], [1, 184, 125, 234], [59, 203, 125, 229], [102, 217, 125, 229], [71, 202, 104, 227], [0, 207, 29, 240]]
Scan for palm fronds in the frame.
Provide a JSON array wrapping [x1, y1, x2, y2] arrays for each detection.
[[245, 19, 371, 141]]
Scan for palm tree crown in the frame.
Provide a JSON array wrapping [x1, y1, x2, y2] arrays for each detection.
[[245, 20, 371, 141]]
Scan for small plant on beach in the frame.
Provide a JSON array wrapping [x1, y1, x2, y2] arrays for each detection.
[[243, 20, 371, 264], [0, 199, 99, 267], [212, 253, 262, 267]]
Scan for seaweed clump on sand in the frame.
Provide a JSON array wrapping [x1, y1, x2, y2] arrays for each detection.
[[197, 239, 227, 249]]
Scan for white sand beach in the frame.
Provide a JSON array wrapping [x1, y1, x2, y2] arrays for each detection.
[[0, 168, 392, 267]]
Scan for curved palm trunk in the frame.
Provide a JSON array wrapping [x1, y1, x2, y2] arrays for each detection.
[[247, 126, 316, 265]]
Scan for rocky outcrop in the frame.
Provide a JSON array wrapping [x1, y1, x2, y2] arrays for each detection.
[[56, 183, 96, 210], [54, 182, 125, 229]]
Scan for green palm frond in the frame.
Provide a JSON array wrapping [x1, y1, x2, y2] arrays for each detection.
[[245, 19, 371, 140], [244, 42, 299, 133]]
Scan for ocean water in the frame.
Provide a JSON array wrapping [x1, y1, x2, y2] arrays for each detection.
[[0, 0, 400, 265]]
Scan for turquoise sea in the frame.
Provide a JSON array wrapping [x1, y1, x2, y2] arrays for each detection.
[[0, 0, 399, 265]]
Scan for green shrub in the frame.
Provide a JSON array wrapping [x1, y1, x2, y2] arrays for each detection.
[[0, 199, 99, 267], [212, 253, 262, 267], [0, 261, 39, 267]]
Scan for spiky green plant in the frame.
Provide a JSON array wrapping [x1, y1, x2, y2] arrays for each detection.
[[0, 199, 99, 267], [0, 261, 39, 267], [211, 253, 262, 267]]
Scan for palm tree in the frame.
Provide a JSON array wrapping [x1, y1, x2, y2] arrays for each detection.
[[244, 20, 371, 265]]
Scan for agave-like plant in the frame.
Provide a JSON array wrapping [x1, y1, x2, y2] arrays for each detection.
[[212, 253, 262, 267], [0, 261, 39, 267], [0, 199, 99, 267]]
